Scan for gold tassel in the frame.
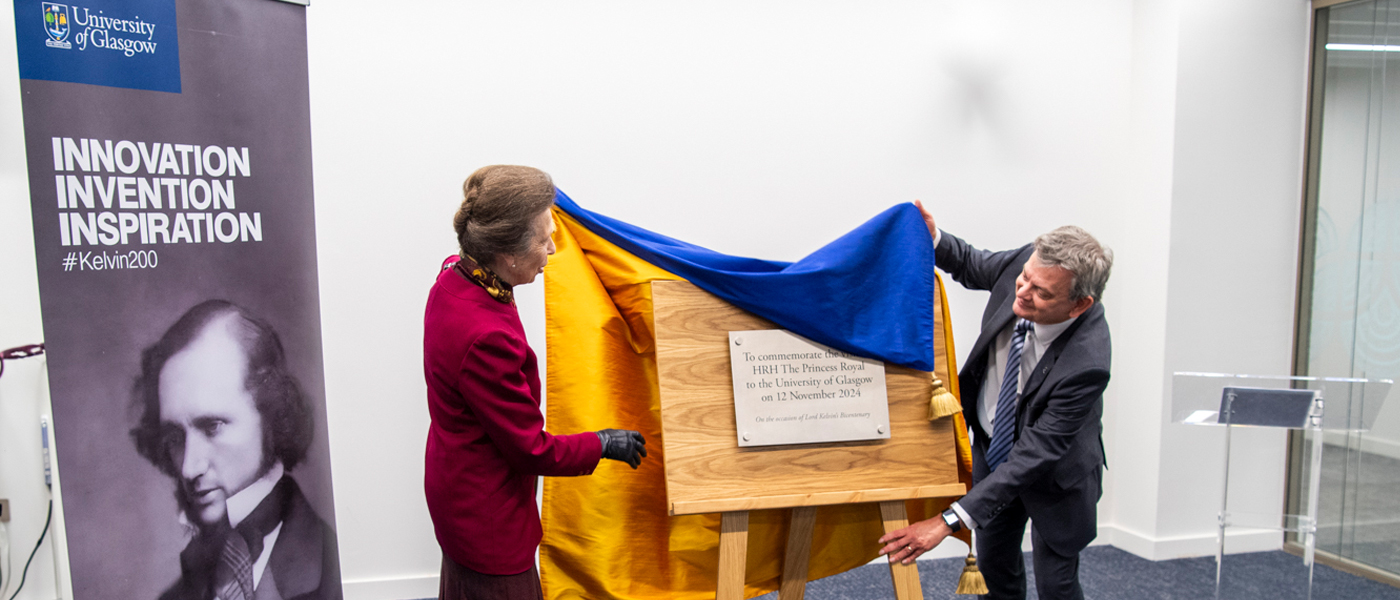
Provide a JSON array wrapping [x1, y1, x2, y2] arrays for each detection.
[[955, 551, 989, 595], [927, 377, 961, 420]]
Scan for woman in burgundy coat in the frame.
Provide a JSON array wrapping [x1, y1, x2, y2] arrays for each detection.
[[423, 165, 647, 600]]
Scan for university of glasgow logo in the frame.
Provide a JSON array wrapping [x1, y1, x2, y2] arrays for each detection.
[[43, 3, 72, 49]]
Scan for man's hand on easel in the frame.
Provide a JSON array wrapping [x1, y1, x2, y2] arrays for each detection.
[[878, 517, 952, 565]]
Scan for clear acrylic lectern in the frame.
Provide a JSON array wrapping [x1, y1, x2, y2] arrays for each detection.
[[1172, 372, 1392, 600]]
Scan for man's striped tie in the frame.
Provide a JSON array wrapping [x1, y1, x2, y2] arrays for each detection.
[[986, 319, 1032, 472]]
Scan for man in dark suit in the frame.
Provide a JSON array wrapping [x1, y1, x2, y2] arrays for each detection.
[[130, 300, 342, 600], [880, 202, 1112, 600]]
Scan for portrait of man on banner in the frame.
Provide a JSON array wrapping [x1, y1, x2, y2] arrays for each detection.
[[129, 300, 341, 600]]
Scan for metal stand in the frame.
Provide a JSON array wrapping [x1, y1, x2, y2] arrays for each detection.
[[1303, 397, 1325, 600], [1214, 391, 1234, 600], [1176, 373, 1392, 600], [1218, 395, 1325, 600]]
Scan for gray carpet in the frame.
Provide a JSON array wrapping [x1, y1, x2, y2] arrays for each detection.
[[414, 546, 1400, 599], [749, 546, 1400, 599]]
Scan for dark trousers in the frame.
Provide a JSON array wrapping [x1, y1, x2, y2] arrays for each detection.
[[439, 553, 543, 600], [975, 497, 1084, 600]]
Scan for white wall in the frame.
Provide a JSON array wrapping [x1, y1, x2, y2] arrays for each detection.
[[1096, 0, 1182, 556], [1154, 0, 1311, 557], [0, 0, 1315, 598], [0, 3, 69, 600], [309, 2, 1143, 591]]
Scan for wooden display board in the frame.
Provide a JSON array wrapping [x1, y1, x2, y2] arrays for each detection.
[[652, 280, 965, 600]]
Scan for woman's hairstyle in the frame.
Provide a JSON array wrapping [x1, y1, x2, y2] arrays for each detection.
[[454, 165, 556, 267]]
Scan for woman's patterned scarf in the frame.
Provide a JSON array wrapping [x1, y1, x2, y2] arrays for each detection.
[[451, 254, 514, 305]]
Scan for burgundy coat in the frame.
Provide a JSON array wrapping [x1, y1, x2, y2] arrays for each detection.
[[423, 256, 602, 575]]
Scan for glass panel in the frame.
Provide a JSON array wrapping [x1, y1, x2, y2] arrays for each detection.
[[1171, 372, 1387, 430], [1296, 0, 1400, 577]]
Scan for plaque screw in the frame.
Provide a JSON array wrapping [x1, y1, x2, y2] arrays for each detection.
[[735, 337, 743, 346], [877, 425, 886, 434], [742, 432, 751, 441]]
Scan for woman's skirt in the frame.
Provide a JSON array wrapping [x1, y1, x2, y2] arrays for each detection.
[[439, 552, 543, 600]]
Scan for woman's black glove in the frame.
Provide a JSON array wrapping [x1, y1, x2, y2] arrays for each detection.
[[596, 429, 647, 469]]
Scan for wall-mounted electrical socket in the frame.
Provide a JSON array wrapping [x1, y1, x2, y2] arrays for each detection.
[[0, 498, 9, 522]]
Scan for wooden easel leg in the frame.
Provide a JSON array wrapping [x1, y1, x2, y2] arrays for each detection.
[[778, 506, 818, 600], [717, 511, 750, 600], [879, 500, 925, 600]]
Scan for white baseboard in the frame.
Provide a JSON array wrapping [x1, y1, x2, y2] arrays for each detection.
[[343, 574, 438, 600], [355, 527, 1284, 597], [901, 522, 1113, 564], [1104, 524, 1281, 561], [915, 536, 974, 561], [907, 523, 1280, 564], [867, 538, 969, 566]]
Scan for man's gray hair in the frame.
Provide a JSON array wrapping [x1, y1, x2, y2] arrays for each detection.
[[1034, 225, 1113, 302]]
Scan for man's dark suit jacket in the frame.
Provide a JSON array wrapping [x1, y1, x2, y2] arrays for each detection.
[[936, 232, 1111, 556], [160, 476, 342, 600]]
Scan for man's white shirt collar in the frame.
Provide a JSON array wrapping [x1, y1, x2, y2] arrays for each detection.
[[221, 461, 286, 592], [227, 461, 284, 527], [1028, 315, 1077, 354]]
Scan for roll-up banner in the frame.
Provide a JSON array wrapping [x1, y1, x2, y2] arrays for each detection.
[[11, 0, 341, 598]]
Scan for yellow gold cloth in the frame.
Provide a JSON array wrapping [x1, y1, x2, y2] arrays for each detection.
[[541, 208, 972, 599]]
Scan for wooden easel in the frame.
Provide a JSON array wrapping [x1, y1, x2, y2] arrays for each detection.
[[652, 281, 964, 600]]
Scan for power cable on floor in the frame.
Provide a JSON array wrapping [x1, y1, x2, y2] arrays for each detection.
[[5, 499, 50, 600], [0, 344, 49, 600]]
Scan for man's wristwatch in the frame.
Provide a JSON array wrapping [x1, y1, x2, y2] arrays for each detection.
[[941, 508, 963, 533]]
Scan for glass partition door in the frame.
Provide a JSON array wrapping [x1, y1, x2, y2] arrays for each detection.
[[1292, 0, 1400, 582]]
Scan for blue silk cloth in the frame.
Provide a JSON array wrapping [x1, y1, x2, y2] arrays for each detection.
[[553, 190, 936, 371]]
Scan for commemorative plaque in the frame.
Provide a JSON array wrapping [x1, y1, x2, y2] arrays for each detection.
[[728, 329, 891, 447]]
